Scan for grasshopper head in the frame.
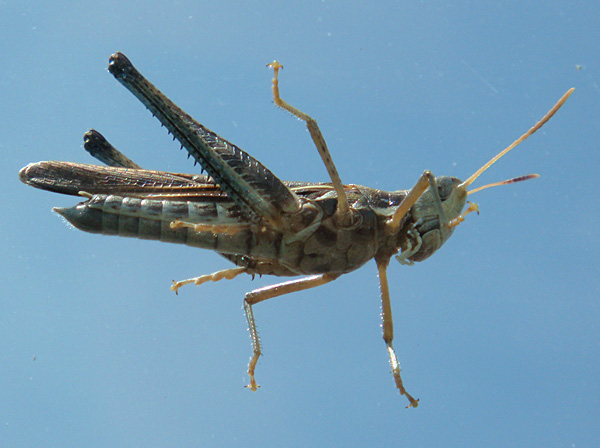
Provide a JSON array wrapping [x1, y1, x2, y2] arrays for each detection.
[[405, 176, 468, 262], [396, 87, 574, 265]]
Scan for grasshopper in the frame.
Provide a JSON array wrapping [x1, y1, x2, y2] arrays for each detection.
[[19, 53, 573, 407]]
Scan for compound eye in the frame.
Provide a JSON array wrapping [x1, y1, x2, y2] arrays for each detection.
[[437, 177, 454, 201]]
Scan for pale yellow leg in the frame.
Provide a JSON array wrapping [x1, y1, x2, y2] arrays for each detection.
[[376, 256, 419, 408], [243, 273, 341, 391], [171, 267, 249, 294], [447, 201, 479, 228], [170, 219, 249, 235], [267, 61, 353, 227], [385, 170, 438, 234]]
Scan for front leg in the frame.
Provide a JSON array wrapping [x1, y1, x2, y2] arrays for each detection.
[[385, 170, 441, 234], [243, 273, 341, 391]]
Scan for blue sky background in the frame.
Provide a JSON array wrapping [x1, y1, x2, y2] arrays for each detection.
[[1, 1, 598, 446]]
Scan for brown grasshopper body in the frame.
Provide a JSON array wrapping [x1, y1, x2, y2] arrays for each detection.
[[24, 159, 458, 274], [19, 53, 573, 407]]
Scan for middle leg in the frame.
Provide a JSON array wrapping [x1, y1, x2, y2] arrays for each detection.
[[376, 256, 419, 408], [243, 273, 341, 391]]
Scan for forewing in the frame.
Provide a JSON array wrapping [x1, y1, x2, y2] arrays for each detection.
[[19, 161, 227, 201]]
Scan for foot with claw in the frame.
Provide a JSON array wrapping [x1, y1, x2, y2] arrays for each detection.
[[448, 201, 480, 228], [171, 267, 249, 293]]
